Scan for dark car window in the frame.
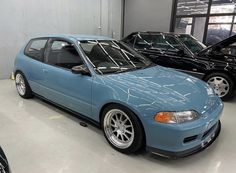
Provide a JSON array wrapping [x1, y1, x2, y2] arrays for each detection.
[[134, 34, 184, 53], [134, 35, 152, 49], [123, 34, 136, 47], [25, 39, 48, 61], [80, 40, 154, 74], [178, 35, 206, 54], [154, 35, 180, 50], [45, 40, 83, 69]]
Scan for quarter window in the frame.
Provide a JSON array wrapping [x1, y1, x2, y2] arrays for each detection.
[[45, 40, 83, 69], [25, 39, 47, 61]]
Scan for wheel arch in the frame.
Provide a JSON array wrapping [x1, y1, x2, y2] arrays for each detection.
[[14, 69, 23, 77], [203, 69, 236, 82]]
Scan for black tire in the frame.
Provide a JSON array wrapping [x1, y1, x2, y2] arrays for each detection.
[[204, 72, 235, 101], [15, 71, 33, 99], [101, 104, 145, 154]]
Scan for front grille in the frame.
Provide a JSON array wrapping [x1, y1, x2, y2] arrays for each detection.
[[202, 123, 217, 139]]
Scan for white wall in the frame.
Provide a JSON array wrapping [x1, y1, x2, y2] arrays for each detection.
[[124, 0, 173, 36], [0, 0, 122, 79]]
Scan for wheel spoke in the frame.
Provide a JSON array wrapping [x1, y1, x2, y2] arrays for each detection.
[[123, 133, 129, 141], [119, 114, 123, 121], [111, 129, 117, 134], [125, 129, 133, 135], [110, 123, 116, 128], [115, 114, 119, 121], [120, 134, 124, 141], [111, 117, 116, 124], [125, 124, 132, 128]]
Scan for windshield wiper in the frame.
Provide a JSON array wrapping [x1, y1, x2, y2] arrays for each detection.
[[115, 66, 143, 74], [144, 63, 157, 69]]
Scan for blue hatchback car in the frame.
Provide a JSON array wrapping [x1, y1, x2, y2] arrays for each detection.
[[14, 35, 223, 158]]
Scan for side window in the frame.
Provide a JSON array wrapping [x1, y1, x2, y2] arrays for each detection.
[[134, 35, 151, 49], [152, 35, 181, 50], [25, 39, 47, 61], [45, 40, 83, 69]]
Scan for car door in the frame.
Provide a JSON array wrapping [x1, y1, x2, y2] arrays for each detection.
[[42, 38, 93, 118]]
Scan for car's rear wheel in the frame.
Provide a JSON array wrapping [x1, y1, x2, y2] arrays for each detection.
[[204, 72, 234, 101], [102, 104, 144, 154], [15, 72, 33, 99]]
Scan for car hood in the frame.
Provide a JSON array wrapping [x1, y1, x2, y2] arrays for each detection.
[[100, 66, 218, 113]]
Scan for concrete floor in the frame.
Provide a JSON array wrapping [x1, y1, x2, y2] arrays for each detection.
[[0, 79, 236, 173]]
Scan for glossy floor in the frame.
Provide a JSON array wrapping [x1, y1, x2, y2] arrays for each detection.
[[0, 79, 235, 173]]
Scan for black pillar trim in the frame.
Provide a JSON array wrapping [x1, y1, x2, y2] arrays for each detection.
[[202, 0, 213, 44], [170, 0, 178, 32]]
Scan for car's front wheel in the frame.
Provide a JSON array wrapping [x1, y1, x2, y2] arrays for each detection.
[[102, 104, 144, 154], [205, 72, 234, 101], [15, 72, 33, 99]]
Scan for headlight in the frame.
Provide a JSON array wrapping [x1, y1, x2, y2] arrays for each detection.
[[154, 111, 199, 124]]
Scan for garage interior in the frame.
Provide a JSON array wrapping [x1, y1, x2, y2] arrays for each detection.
[[0, 0, 236, 173]]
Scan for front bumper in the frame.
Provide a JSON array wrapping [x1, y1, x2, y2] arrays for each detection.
[[147, 120, 221, 158]]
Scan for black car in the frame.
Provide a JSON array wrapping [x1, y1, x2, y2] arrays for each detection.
[[0, 147, 9, 173], [122, 32, 236, 100]]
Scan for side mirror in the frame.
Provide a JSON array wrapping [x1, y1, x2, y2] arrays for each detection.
[[71, 65, 91, 76]]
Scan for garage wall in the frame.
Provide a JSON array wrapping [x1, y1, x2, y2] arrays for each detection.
[[123, 0, 173, 37], [0, 0, 122, 79]]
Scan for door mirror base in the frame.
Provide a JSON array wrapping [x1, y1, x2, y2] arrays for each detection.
[[71, 65, 91, 76]]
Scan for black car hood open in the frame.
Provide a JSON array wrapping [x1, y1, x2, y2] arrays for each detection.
[[198, 34, 236, 55]]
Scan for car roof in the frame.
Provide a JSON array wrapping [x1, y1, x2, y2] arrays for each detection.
[[127, 31, 188, 36], [31, 34, 113, 41]]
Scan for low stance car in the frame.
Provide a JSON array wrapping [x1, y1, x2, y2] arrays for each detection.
[[14, 35, 223, 158], [0, 147, 10, 173], [123, 32, 236, 100]]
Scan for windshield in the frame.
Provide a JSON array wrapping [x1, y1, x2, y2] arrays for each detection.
[[80, 40, 155, 74], [178, 35, 206, 54], [135, 34, 191, 56]]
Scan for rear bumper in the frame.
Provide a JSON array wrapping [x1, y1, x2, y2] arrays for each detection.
[[147, 120, 221, 158]]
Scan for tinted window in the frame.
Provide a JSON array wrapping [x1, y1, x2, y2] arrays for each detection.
[[178, 35, 206, 54], [152, 34, 182, 51], [80, 40, 154, 74], [123, 34, 136, 47], [134, 34, 182, 51], [25, 39, 47, 61], [45, 40, 83, 69], [134, 35, 151, 49]]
